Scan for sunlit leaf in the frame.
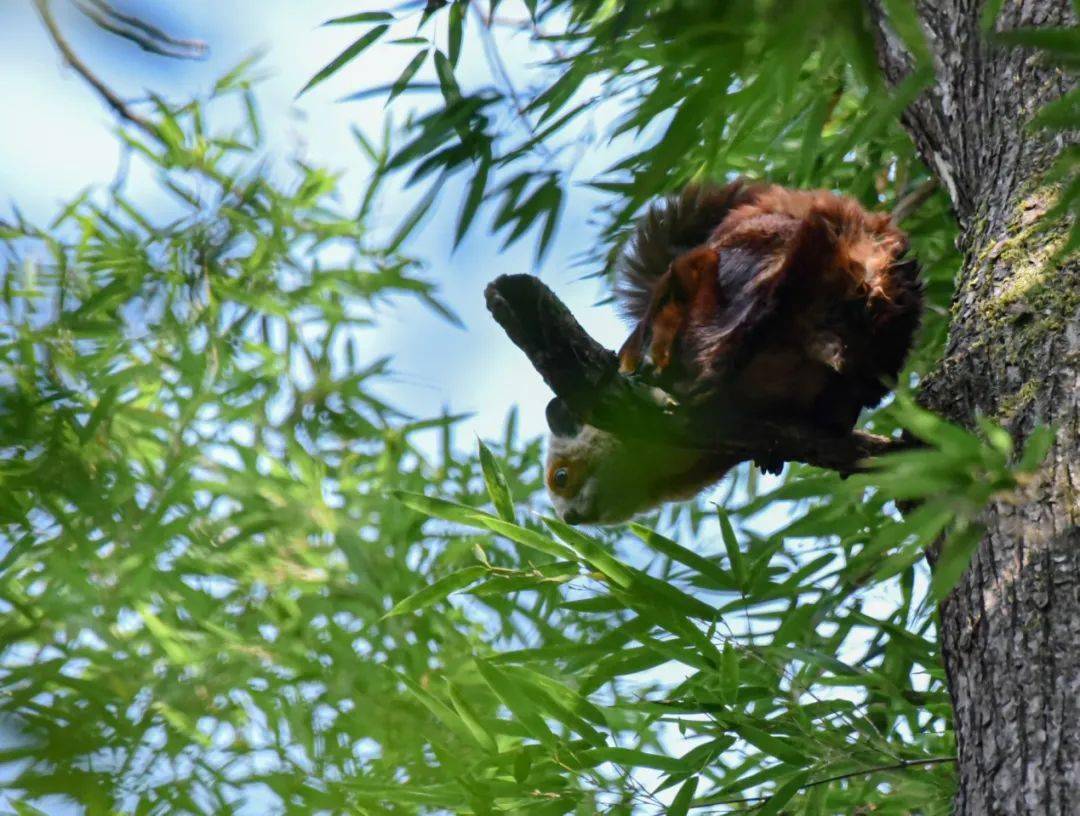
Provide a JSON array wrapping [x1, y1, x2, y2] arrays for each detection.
[[299, 25, 390, 96], [478, 439, 515, 521], [385, 566, 488, 617]]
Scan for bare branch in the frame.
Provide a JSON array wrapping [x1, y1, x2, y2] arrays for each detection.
[[75, 0, 208, 60], [892, 178, 940, 224], [700, 756, 955, 810], [34, 0, 155, 136], [485, 274, 914, 475]]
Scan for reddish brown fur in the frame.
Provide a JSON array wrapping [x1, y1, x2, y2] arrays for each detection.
[[616, 181, 923, 440]]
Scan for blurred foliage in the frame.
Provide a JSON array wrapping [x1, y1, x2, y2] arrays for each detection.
[[0, 69, 556, 813], [391, 398, 1049, 815], [992, 18, 1080, 254], [1, 0, 1068, 814], [312, 0, 960, 350]]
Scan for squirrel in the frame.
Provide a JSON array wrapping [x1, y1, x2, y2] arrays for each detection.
[[546, 180, 924, 525]]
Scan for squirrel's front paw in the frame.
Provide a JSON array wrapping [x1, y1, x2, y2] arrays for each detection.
[[618, 348, 642, 375], [617, 326, 647, 375]]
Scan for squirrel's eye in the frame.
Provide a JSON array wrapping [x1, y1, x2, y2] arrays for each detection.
[[553, 468, 569, 488]]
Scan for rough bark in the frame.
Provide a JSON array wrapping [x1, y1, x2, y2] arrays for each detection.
[[868, 1, 1079, 813]]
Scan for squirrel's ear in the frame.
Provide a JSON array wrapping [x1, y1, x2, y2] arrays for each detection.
[[546, 398, 582, 437]]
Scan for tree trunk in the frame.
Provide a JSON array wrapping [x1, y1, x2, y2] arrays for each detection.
[[869, 1, 1079, 813]]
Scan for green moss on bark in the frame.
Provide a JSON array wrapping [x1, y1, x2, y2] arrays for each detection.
[[968, 188, 1077, 420]]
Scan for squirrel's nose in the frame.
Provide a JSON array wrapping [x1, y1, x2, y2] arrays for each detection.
[[562, 509, 583, 525]]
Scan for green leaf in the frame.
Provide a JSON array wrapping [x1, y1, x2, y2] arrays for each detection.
[[385, 566, 488, 617], [880, 0, 931, 64], [447, 681, 498, 753], [393, 490, 487, 526], [535, 181, 563, 262], [512, 749, 532, 783], [388, 50, 429, 104], [757, 770, 812, 816], [79, 385, 119, 444], [387, 175, 442, 252], [475, 658, 556, 745], [717, 509, 746, 588], [476, 516, 577, 560], [455, 158, 490, 246], [299, 25, 390, 96], [499, 666, 606, 745], [448, 1, 465, 67], [622, 568, 719, 622], [977, 415, 1013, 458], [432, 50, 462, 105], [477, 439, 515, 521], [730, 722, 809, 766], [542, 516, 634, 588], [631, 523, 736, 589], [1032, 88, 1080, 131], [721, 641, 739, 698], [797, 90, 836, 184], [396, 672, 488, 749], [1017, 425, 1056, 473], [503, 664, 608, 726], [583, 747, 689, 774], [322, 11, 395, 25], [994, 26, 1080, 66], [844, 500, 953, 583], [980, 0, 1005, 31], [930, 524, 984, 601], [668, 775, 698, 816], [893, 395, 983, 458]]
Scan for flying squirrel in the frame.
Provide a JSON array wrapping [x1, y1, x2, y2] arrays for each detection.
[[545, 180, 924, 525]]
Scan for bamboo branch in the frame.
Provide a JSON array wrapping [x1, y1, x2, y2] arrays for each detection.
[[700, 756, 955, 810], [485, 274, 913, 474]]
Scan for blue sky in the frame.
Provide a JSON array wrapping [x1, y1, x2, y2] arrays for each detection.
[[0, 0, 629, 450]]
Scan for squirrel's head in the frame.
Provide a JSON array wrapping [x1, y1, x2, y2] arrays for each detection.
[[544, 398, 709, 525]]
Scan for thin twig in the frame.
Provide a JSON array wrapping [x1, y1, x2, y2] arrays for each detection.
[[892, 178, 940, 224], [699, 756, 955, 811], [79, 0, 208, 59], [34, 0, 155, 136]]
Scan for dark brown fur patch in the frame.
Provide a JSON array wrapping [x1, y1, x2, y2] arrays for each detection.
[[616, 181, 924, 435]]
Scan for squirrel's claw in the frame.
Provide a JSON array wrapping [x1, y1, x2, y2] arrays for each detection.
[[618, 325, 647, 375]]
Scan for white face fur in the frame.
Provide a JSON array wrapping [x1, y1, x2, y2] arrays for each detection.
[[546, 424, 631, 525], [545, 423, 704, 525]]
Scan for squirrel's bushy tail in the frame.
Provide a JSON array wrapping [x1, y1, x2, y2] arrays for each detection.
[[615, 180, 761, 322]]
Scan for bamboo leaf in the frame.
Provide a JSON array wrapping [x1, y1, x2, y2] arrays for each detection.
[[930, 524, 984, 600], [475, 658, 556, 745], [299, 25, 390, 96], [668, 776, 698, 816], [476, 516, 577, 560], [448, 1, 465, 67], [477, 439, 515, 521], [542, 516, 634, 588], [393, 490, 489, 526], [385, 566, 488, 617], [323, 11, 395, 25], [388, 50, 429, 104], [757, 771, 812, 816], [447, 681, 498, 753], [717, 508, 746, 588]]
